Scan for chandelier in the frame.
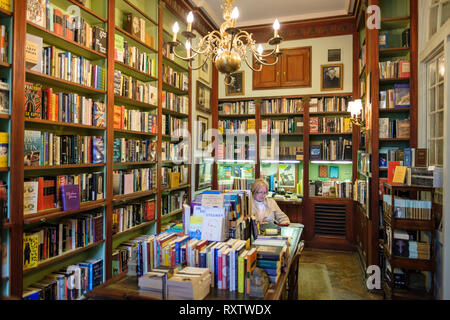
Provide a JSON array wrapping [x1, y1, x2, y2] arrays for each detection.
[[348, 99, 368, 133], [168, 0, 283, 85]]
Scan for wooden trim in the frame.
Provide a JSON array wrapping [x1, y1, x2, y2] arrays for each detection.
[[24, 118, 106, 131], [211, 66, 219, 190], [67, 0, 107, 23], [23, 164, 105, 171], [122, 0, 158, 26], [112, 220, 157, 239], [114, 26, 158, 53], [114, 95, 158, 109], [409, 0, 418, 149], [9, 0, 26, 298], [157, 2, 164, 234], [112, 190, 157, 203]]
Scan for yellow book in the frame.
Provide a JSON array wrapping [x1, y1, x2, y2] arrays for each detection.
[[393, 166, 407, 184], [238, 249, 247, 294], [0, 132, 8, 167], [23, 232, 39, 270], [170, 172, 180, 188], [344, 118, 352, 133]]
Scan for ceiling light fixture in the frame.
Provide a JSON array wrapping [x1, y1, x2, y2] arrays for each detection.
[[168, 0, 283, 86]]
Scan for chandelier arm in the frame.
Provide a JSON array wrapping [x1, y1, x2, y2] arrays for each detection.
[[171, 47, 196, 61], [252, 51, 280, 66], [242, 52, 263, 72], [252, 46, 278, 58], [189, 54, 211, 71]]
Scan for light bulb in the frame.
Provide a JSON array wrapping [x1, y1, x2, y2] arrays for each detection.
[[231, 7, 239, 19], [257, 44, 263, 55], [273, 19, 280, 37], [185, 40, 191, 51], [187, 12, 194, 32], [172, 22, 179, 41]]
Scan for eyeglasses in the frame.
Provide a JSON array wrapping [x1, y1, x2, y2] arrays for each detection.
[[255, 191, 267, 195]]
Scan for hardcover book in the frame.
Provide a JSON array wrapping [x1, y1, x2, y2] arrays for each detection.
[[60, 184, 80, 211], [26, 0, 46, 27], [379, 33, 388, 49], [92, 137, 104, 164], [25, 33, 43, 73], [24, 82, 42, 119], [93, 26, 107, 54], [0, 80, 9, 115], [23, 180, 38, 215], [310, 144, 322, 160], [0, 132, 7, 167], [23, 232, 39, 270], [93, 101, 105, 127], [394, 84, 410, 108]]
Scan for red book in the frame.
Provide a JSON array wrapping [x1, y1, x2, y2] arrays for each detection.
[[53, 9, 63, 36], [54, 93, 59, 121], [398, 60, 410, 78], [217, 250, 223, 289], [38, 177, 45, 211], [379, 178, 388, 196], [146, 200, 155, 221], [43, 177, 56, 209], [388, 161, 401, 184], [309, 117, 319, 133]]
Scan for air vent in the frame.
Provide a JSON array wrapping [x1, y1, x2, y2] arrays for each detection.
[[314, 203, 346, 237]]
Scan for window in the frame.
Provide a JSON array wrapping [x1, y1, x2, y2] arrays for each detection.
[[427, 53, 445, 167], [429, 0, 450, 38]]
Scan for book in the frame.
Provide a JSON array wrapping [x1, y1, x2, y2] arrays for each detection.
[[398, 60, 410, 78], [92, 101, 106, 127], [379, 118, 389, 138], [92, 137, 104, 163], [24, 180, 39, 215], [310, 144, 322, 160], [25, 33, 43, 72], [379, 33, 388, 49], [394, 84, 410, 108], [93, 26, 107, 55], [60, 184, 80, 211], [26, 0, 46, 27], [392, 166, 407, 183], [23, 232, 39, 270], [0, 132, 7, 167], [402, 28, 410, 47], [24, 130, 41, 166], [388, 161, 401, 184], [396, 119, 410, 138], [415, 148, 427, 167], [24, 82, 42, 119]]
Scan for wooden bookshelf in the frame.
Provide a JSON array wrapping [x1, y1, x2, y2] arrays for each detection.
[[23, 163, 105, 171], [114, 129, 157, 137], [114, 60, 158, 82], [114, 26, 157, 53], [112, 220, 156, 239], [24, 118, 107, 131], [112, 190, 157, 203], [114, 95, 158, 109]]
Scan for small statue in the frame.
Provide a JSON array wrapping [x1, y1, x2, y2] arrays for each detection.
[[249, 267, 270, 298]]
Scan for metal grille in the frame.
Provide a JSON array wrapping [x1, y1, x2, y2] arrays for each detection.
[[314, 203, 346, 237]]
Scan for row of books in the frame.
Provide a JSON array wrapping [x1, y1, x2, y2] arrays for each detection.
[[112, 168, 157, 195], [162, 41, 175, 61], [161, 141, 188, 162], [122, 12, 154, 48], [309, 180, 352, 198], [309, 97, 350, 113], [310, 138, 352, 161], [112, 199, 156, 235], [260, 98, 304, 114], [23, 172, 105, 214], [114, 34, 157, 77], [161, 191, 186, 215], [385, 261, 428, 292], [382, 195, 432, 221], [24, 130, 104, 166], [279, 146, 304, 160], [218, 119, 256, 134], [162, 90, 189, 114], [219, 177, 254, 192], [25, 83, 106, 127], [216, 142, 257, 161], [113, 70, 158, 104], [161, 165, 189, 189], [0, 25, 7, 63], [26, 2, 107, 54], [379, 29, 410, 49], [22, 258, 103, 300], [309, 116, 352, 134], [39, 44, 106, 90], [113, 138, 157, 163], [379, 147, 416, 168], [353, 179, 368, 206], [386, 228, 431, 260], [219, 101, 256, 115], [162, 114, 188, 136], [113, 105, 158, 133], [379, 118, 410, 139], [380, 84, 410, 109], [162, 64, 189, 91], [260, 117, 303, 134], [23, 212, 103, 269], [379, 60, 410, 79]]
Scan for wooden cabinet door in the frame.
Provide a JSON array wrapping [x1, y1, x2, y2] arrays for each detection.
[[281, 47, 311, 87], [252, 54, 280, 89]]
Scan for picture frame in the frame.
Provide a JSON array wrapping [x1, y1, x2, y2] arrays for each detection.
[[277, 163, 297, 192], [197, 115, 209, 151], [196, 80, 211, 114], [198, 54, 211, 85], [195, 161, 213, 190], [321, 64, 343, 91], [328, 49, 341, 62], [225, 71, 244, 96]]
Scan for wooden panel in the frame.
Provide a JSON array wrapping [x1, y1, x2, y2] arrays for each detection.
[[252, 54, 279, 89], [281, 47, 311, 87]]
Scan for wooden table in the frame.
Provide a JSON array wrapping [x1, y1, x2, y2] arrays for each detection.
[[86, 227, 304, 301]]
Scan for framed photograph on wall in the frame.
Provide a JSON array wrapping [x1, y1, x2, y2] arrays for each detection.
[[225, 71, 244, 96], [198, 54, 211, 85], [278, 163, 297, 192], [328, 49, 341, 62], [321, 64, 343, 91], [196, 80, 211, 113], [197, 115, 209, 151], [195, 161, 212, 190]]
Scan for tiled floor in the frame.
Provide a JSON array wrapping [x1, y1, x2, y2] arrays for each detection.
[[299, 248, 383, 300]]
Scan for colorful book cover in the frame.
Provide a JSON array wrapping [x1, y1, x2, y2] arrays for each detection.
[[394, 84, 410, 108], [309, 117, 319, 133], [23, 180, 38, 215], [188, 216, 203, 240], [24, 82, 42, 119], [24, 130, 41, 166], [23, 232, 39, 270], [92, 101, 105, 127], [0, 132, 7, 167], [388, 161, 401, 184], [26, 0, 46, 27], [92, 136, 104, 164], [60, 184, 80, 211]]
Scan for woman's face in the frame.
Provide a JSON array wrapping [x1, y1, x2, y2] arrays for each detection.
[[254, 186, 267, 202]]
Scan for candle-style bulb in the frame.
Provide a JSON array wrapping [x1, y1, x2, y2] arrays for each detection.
[[185, 40, 191, 51], [172, 22, 179, 41], [187, 11, 194, 32], [231, 7, 239, 27], [273, 19, 280, 37], [257, 44, 263, 55]]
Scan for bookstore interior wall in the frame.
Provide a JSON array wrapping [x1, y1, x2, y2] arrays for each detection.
[[218, 34, 354, 99]]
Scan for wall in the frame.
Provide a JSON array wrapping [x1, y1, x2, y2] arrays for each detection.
[[218, 34, 354, 99], [418, 0, 450, 300]]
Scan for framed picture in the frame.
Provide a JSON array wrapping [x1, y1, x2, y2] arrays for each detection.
[[328, 49, 341, 62], [321, 64, 343, 91], [319, 165, 328, 178], [197, 115, 209, 150], [225, 71, 244, 96], [278, 163, 297, 192], [195, 161, 212, 190], [198, 54, 211, 85], [196, 81, 211, 114]]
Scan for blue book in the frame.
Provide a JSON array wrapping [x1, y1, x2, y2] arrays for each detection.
[[379, 148, 390, 168], [92, 136, 104, 163], [261, 267, 279, 277], [394, 83, 410, 108], [404, 148, 412, 167], [379, 33, 389, 49], [257, 259, 279, 269]]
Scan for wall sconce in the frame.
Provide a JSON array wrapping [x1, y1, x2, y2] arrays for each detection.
[[348, 99, 367, 132]]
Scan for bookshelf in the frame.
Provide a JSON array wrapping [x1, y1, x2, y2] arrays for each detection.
[[0, 0, 204, 299], [382, 183, 436, 299], [0, 0, 11, 297], [354, 0, 418, 272], [214, 93, 358, 243]]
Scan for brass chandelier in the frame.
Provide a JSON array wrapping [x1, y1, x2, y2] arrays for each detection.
[[168, 0, 283, 85]]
